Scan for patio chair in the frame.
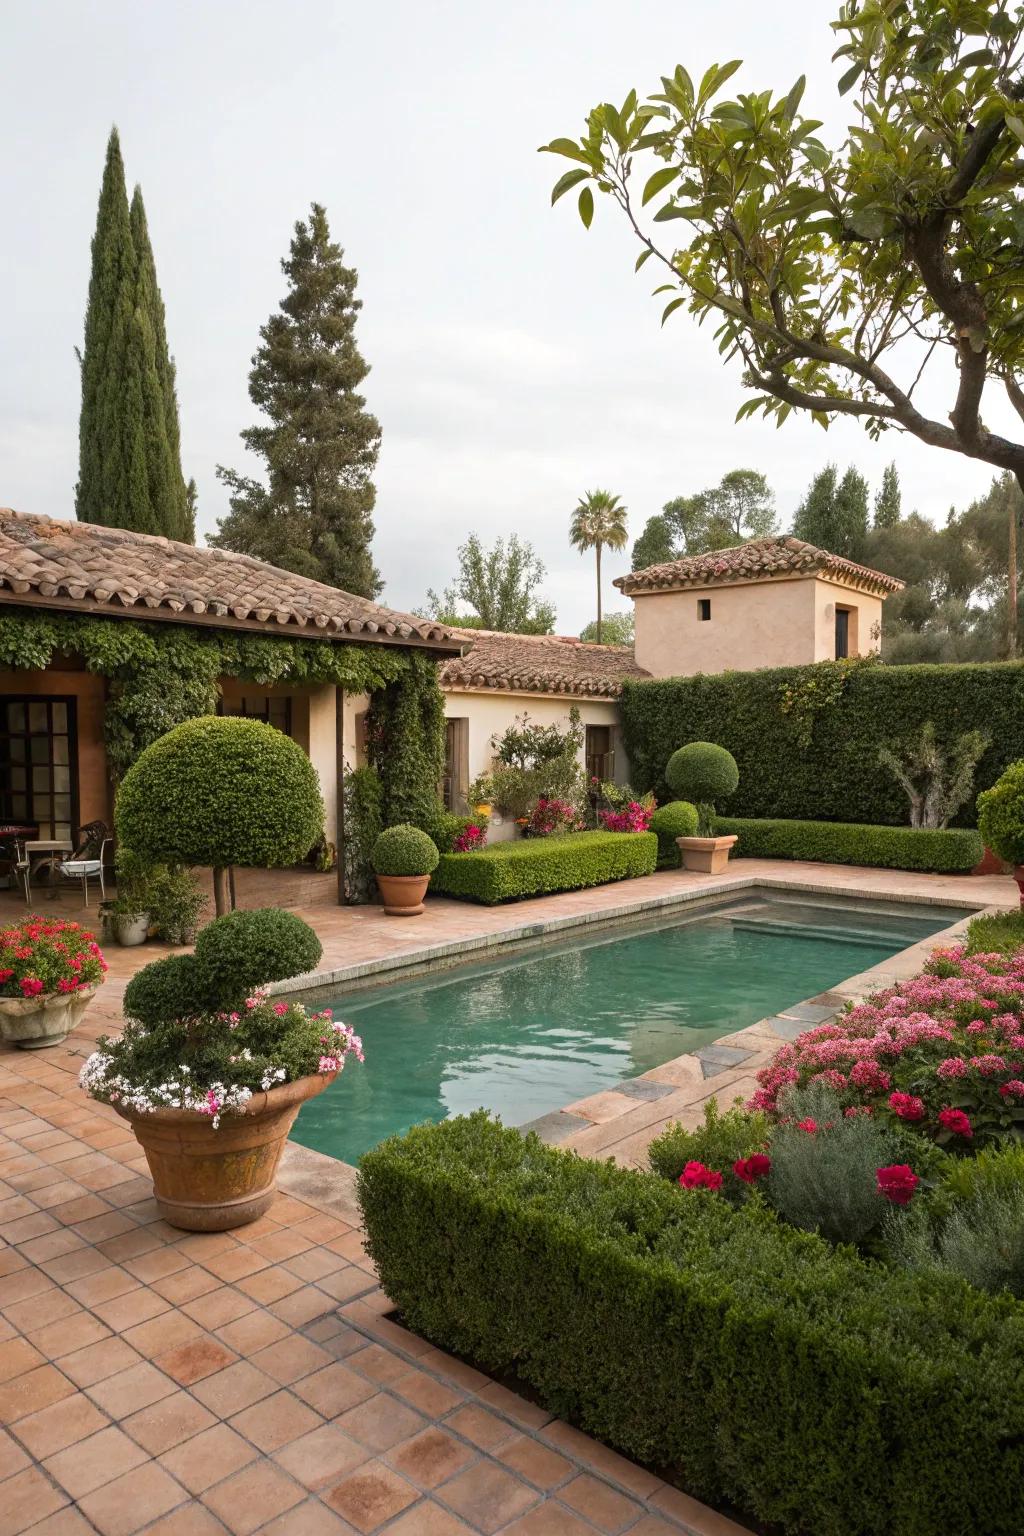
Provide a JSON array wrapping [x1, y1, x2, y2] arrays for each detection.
[[58, 821, 111, 908], [12, 839, 31, 907]]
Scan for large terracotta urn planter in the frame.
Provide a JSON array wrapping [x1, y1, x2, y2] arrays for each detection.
[[375, 873, 430, 916], [0, 984, 99, 1051], [676, 834, 738, 876], [112, 1071, 335, 1231]]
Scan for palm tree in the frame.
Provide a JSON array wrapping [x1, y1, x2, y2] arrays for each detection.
[[569, 490, 629, 643]]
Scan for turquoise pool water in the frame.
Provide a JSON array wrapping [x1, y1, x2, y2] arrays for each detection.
[[291, 898, 969, 1165]]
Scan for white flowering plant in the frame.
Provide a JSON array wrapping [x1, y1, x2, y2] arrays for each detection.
[[80, 990, 363, 1129]]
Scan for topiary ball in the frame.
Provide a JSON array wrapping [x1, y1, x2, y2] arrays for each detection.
[[371, 824, 440, 878], [978, 761, 1024, 866], [115, 716, 325, 872], [649, 801, 700, 864], [123, 954, 205, 1028], [193, 907, 323, 1008], [665, 742, 739, 806]]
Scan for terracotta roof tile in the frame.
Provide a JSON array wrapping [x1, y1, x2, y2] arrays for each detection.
[[614, 536, 904, 598], [440, 629, 649, 698], [0, 510, 456, 649]]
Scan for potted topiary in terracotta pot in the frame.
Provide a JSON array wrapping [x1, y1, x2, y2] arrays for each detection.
[[0, 915, 108, 1049], [371, 824, 439, 915], [978, 761, 1024, 906], [80, 906, 361, 1231], [664, 742, 740, 874]]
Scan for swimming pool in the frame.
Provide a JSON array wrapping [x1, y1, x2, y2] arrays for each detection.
[[290, 895, 972, 1165]]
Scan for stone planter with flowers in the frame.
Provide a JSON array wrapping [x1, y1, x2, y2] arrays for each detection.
[[80, 906, 362, 1230], [0, 916, 108, 1049], [371, 824, 439, 915]]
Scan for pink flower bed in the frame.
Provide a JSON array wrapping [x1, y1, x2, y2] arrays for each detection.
[[599, 801, 653, 833], [749, 944, 1024, 1147]]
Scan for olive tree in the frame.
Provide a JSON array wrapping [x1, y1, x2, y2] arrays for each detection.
[[115, 716, 325, 915], [543, 0, 1024, 651]]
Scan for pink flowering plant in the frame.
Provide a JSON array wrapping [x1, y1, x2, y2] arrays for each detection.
[[748, 944, 1024, 1150], [0, 916, 107, 1000], [453, 824, 486, 853], [524, 797, 587, 837], [599, 800, 654, 833]]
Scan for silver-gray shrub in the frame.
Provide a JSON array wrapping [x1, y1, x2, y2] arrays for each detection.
[[886, 1185, 1024, 1298], [766, 1084, 900, 1245]]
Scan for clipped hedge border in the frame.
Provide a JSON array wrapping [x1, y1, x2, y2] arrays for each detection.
[[359, 1114, 1024, 1536], [717, 815, 983, 873], [431, 830, 657, 904]]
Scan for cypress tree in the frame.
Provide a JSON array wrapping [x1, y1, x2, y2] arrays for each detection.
[[213, 203, 382, 597], [792, 465, 839, 547], [76, 128, 191, 540], [873, 461, 902, 528]]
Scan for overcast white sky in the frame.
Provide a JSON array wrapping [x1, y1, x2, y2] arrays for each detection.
[[1, 1, 1011, 631]]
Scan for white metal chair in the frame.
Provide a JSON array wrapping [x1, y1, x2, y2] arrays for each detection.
[[59, 824, 110, 908], [12, 839, 31, 907]]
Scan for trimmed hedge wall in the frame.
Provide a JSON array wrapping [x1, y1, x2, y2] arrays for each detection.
[[359, 1114, 1024, 1536], [717, 816, 984, 873], [620, 660, 1024, 826], [432, 830, 657, 904]]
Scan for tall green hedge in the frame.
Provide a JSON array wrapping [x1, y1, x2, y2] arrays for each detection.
[[717, 816, 984, 873], [359, 1114, 1024, 1536], [620, 660, 1024, 826]]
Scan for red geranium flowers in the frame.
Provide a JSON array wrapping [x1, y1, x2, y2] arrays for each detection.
[[876, 1164, 919, 1205]]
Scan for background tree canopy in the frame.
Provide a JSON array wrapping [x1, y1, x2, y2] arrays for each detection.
[[422, 533, 555, 634], [544, 0, 1024, 652]]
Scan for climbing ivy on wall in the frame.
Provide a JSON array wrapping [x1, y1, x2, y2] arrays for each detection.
[[0, 608, 438, 785], [366, 649, 447, 829]]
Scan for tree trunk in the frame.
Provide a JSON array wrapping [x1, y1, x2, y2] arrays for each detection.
[[1011, 475, 1022, 660], [212, 866, 231, 918], [595, 543, 603, 643]]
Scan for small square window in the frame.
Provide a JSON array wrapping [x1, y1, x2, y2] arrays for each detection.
[[698, 598, 711, 621]]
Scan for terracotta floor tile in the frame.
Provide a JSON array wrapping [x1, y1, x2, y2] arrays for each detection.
[[12, 1389, 110, 1457], [386, 1426, 476, 1490], [282, 1247, 344, 1282], [0, 1265, 53, 1305], [6, 1286, 80, 1333], [0, 1362, 76, 1421], [201, 1246, 270, 1282], [190, 1359, 278, 1417], [649, 1484, 754, 1536], [156, 1335, 236, 1386], [291, 1360, 377, 1417], [540, 1421, 662, 1500], [159, 1422, 258, 1494], [142, 1506, 232, 1536], [250, 1334, 332, 1385], [559, 1473, 643, 1532], [171, 1231, 238, 1262], [259, 1499, 362, 1536], [64, 1265, 140, 1305], [123, 1247, 190, 1284], [215, 1308, 291, 1354], [336, 1393, 426, 1453], [237, 1265, 303, 1304], [30, 1310, 111, 1359], [41, 1246, 112, 1283], [202, 1460, 305, 1534], [389, 1370, 464, 1420], [44, 1422, 149, 1497], [0, 1463, 70, 1534], [325, 1464, 419, 1533], [181, 1285, 258, 1329], [72, 1211, 138, 1243], [0, 1423, 32, 1479], [0, 1334, 44, 1382], [122, 1308, 204, 1358], [20, 1228, 85, 1264], [9, 1505, 98, 1535], [440, 1461, 539, 1534], [385, 1504, 478, 1536], [228, 1387, 322, 1451], [77, 1460, 188, 1536], [93, 1286, 170, 1331], [444, 1404, 519, 1453], [88, 1360, 177, 1418], [497, 1435, 574, 1492], [312, 1266, 376, 1304], [2, 1213, 60, 1246], [345, 1343, 409, 1386], [629, 1518, 690, 1536], [122, 1388, 217, 1454], [97, 1228, 165, 1263], [150, 1263, 221, 1305], [476, 1380, 552, 1431], [271, 1422, 370, 1489], [58, 1336, 142, 1388], [501, 1507, 599, 1536]]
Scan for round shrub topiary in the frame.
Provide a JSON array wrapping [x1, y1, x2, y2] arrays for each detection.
[[978, 760, 1024, 866], [371, 824, 440, 878], [115, 717, 325, 914], [649, 801, 700, 864], [193, 908, 323, 1009], [123, 954, 205, 1028], [665, 742, 739, 807]]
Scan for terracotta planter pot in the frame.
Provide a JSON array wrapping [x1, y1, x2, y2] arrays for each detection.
[[0, 984, 99, 1051], [112, 1072, 335, 1231], [375, 873, 430, 916], [676, 834, 738, 875]]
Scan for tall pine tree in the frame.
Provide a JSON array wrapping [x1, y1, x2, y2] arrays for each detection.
[[212, 204, 381, 597], [873, 462, 902, 528], [76, 128, 191, 540]]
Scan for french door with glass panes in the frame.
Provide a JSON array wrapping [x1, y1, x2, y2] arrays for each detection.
[[0, 697, 78, 841]]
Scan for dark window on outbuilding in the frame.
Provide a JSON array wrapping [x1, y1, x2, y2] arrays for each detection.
[[835, 607, 850, 659], [698, 598, 711, 621]]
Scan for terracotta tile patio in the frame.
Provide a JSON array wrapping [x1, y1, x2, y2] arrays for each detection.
[[0, 860, 1014, 1534]]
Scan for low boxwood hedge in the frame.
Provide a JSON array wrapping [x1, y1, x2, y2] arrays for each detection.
[[359, 1114, 1024, 1536], [717, 815, 983, 873], [431, 830, 657, 904]]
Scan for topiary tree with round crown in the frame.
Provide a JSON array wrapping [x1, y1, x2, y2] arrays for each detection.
[[115, 717, 325, 916], [665, 742, 739, 837]]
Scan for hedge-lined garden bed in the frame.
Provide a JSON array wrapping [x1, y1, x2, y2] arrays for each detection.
[[432, 830, 657, 904], [717, 816, 983, 873], [359, 1112, 1024, 1536], [620, 660, 1024, 825]]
